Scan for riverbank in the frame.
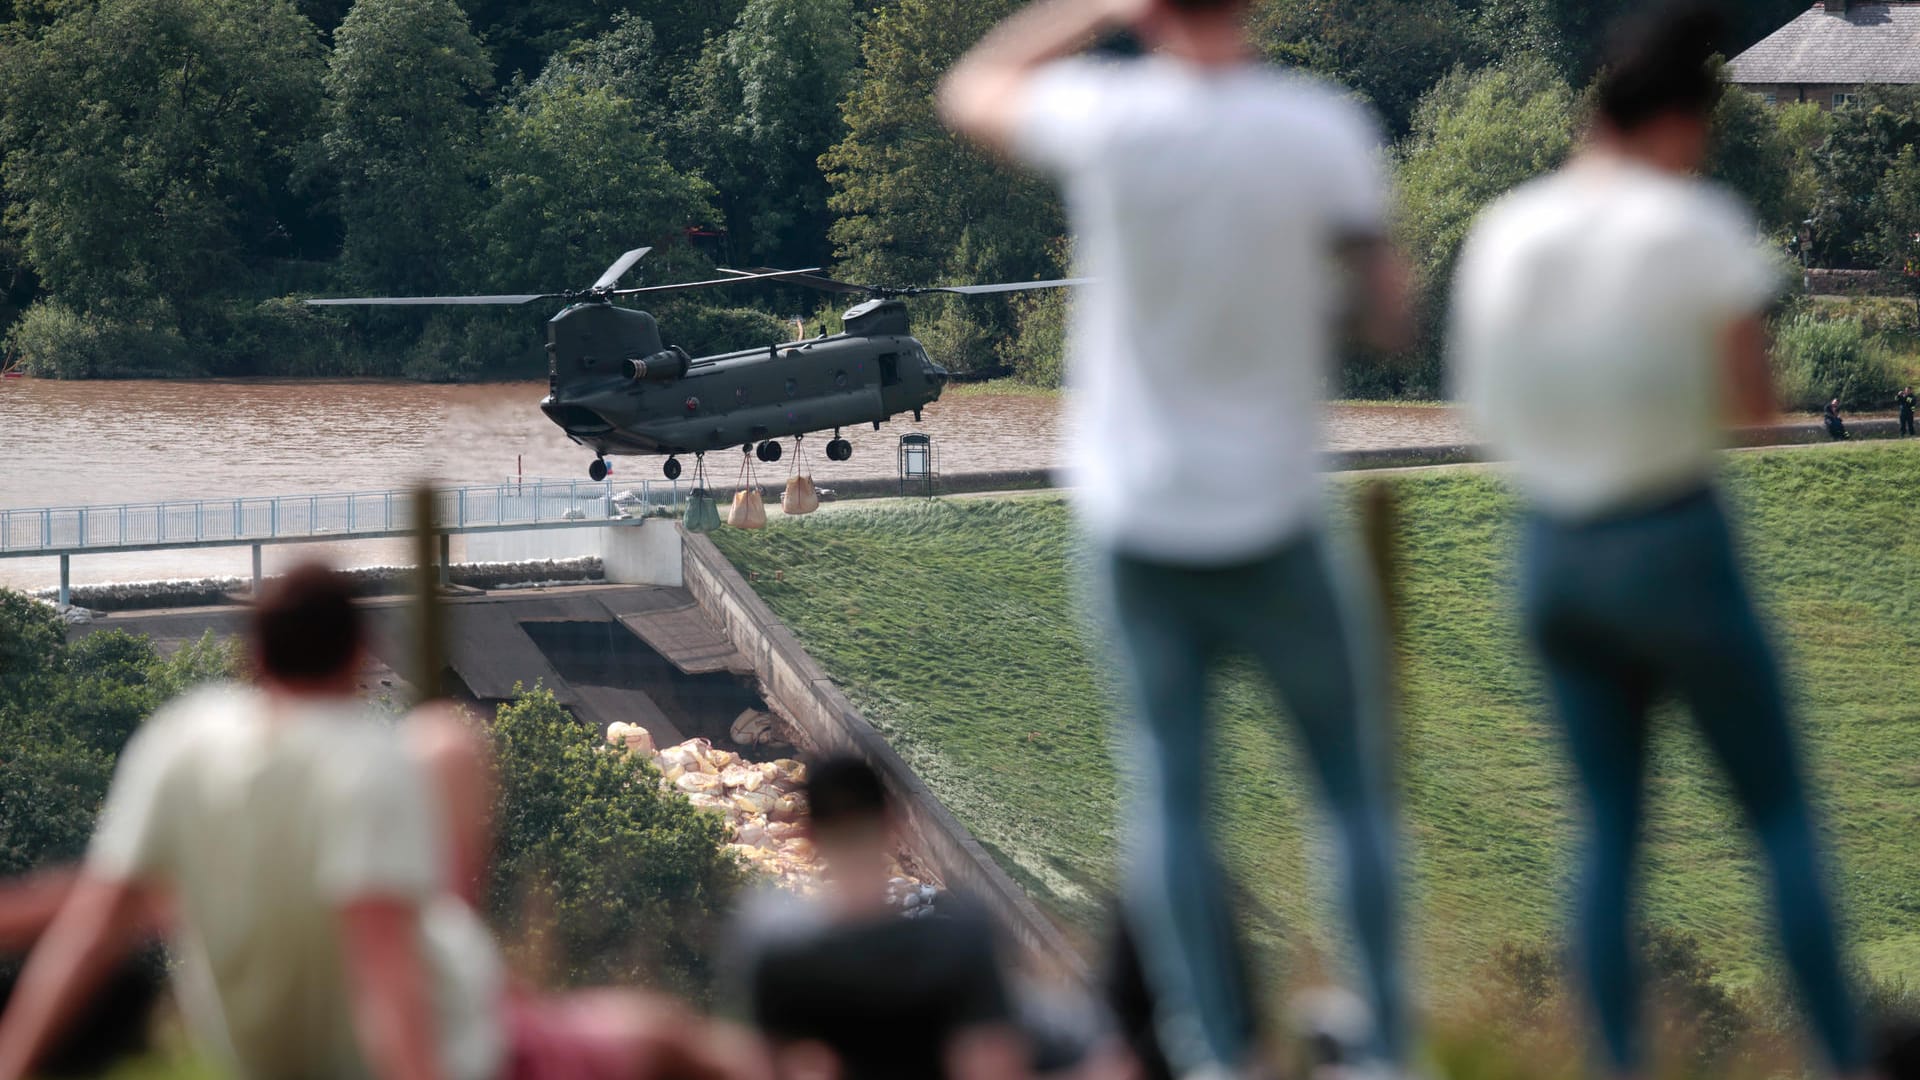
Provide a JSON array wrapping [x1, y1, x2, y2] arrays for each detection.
[[710, 439, 1920, 990]]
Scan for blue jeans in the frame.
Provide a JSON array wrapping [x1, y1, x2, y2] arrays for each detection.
[[1521, 489, 1864, 1074], [1098, 532, 1404, 1072]]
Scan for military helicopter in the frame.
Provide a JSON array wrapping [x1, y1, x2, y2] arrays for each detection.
[[309, 247, 1082, 481]]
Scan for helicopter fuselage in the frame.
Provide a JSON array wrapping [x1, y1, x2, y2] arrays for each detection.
[[538, 300, 949, 459]]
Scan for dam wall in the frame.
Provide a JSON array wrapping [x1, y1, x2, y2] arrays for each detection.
[[660, 526, 1087, 979]]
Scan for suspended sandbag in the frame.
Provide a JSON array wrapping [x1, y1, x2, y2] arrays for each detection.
[[783, 475, 820, 516], [684, 488, 722, 533], [729, 488, 767, 530]]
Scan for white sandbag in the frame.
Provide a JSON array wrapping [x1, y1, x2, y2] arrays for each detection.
[[719, 764, 760, 791], [783, 475, 819, 516], [675, 772, 723, 795], [708, 748, 742, 772], [728, 489, 767, 530], [731, 789, 778, 816]]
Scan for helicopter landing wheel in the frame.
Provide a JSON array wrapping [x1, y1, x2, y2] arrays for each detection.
[[589, 458, 610, 482], [826, 438, 852, 462], [663, 457, 682, 481], [756, 440, 783, 463]]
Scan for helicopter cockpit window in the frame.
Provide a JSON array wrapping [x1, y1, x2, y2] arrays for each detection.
[[878, 353, 900, 387]]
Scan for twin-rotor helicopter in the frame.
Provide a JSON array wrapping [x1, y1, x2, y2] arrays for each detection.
[[309, 247, 1082, 481]]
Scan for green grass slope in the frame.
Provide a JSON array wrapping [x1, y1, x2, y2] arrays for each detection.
[[712, 444, 1920, 989]]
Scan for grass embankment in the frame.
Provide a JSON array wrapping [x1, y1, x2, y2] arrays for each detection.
[[712, 443, 1920, 991]]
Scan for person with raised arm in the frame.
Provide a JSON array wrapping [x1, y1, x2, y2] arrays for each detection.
[[942, 3, 1413, 1077]]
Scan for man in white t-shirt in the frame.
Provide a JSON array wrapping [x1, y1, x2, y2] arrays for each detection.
[[941, 2, 1412, 1076], [0, 564, 752, 1080], [1449, 6, 1865, 1076]]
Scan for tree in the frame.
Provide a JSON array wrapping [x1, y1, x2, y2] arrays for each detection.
[[823, 0, 1065, 373], [478, 82, 716, 292], [1253, 0, 1483, 136], [1393, 57, 1577, 394], [531, 12, 666, 126], [460, 0, 745, 85], [1708, 83, 1796, 234], [0, 593, 238, 875], [674, 0, 860, 269], [487, 688, 746, 998], [1870, 146, 1920, 289], [323, 0, 492, 297], [0, 0, 323, 331], [1810, 87, 1920, 269]]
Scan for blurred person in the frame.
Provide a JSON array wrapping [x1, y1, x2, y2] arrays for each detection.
[[0, 563, 755, 1080], [940, 1, 1412, 1076], [1449, 5, 1867, 1075], [1827, 398, 1852, 440], [730, 754, 1030, 1080], [1896, 387, 1914, 436]]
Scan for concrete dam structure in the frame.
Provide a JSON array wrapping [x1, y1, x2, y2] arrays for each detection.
[[70, 519, 1081, 979]]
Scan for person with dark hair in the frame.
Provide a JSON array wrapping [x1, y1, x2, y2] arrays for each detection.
[[1827, 397, 1852, 440], [731, 754, 1030, 1080], [1897, 387, 1915, 436], [0, 563, 755, 1080], [940, 3, 1410, 1077], [1451, 5, 1868, 1076]]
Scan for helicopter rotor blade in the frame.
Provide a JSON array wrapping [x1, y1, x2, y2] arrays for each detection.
[[722, 267, 871, 295], [611, 267, 827, 297], [591, 247, 653, 291], [304, 294, 559, 307], [915, 277, 1092, 296]]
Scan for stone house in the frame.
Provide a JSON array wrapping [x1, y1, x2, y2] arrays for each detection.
[[1728, 0, 1920, 108]]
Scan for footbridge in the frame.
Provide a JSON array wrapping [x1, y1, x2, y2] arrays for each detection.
[[0, 477, 684, 605]]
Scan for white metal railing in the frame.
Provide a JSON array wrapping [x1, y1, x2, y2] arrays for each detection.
[[0, 477, 685, 557]]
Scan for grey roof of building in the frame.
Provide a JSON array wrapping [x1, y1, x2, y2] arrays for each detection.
[[1728, 3, 1920, 85]]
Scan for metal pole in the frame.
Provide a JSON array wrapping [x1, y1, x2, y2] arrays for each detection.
[[439, 532, 451, 588], [58, 554, 69, 608], [252, 545, 263, 596]]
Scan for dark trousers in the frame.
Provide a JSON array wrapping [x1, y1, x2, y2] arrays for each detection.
[[1902, 410, 1914, 436], [1096, 532, 1403, 1071], [1521, 490, 1863, 1074]]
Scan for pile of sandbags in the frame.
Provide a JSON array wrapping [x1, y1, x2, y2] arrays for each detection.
[[605, 728, 935, 902], [609, 730, 817, 890]]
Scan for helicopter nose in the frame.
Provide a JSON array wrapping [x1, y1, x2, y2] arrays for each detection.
[[928, 362, 949, 387]]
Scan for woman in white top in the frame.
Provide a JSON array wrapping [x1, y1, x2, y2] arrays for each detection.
[[1450, 5, 1866, 1075]]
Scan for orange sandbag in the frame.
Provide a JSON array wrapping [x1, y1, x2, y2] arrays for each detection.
[[728, 488, 767, 530], [783, 475, 819, 516]]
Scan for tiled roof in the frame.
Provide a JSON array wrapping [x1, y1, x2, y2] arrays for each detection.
[[1728, 2, 1920, 85]]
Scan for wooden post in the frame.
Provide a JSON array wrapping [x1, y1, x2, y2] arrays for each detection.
[[1358, 479, 1404, 767], [412, 486, 446, 703]]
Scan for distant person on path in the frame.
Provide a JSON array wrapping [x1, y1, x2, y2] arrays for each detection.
[[1827, 398, 1852, 440], [1897, 387, 1915, 436], [0, 563, 754, 1080], [941, 1, 1414, 1075], [730, 755, 1030, 1080], [1450, 6, 1866, 1075]]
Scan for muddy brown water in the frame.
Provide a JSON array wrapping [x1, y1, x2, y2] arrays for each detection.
[[0, 378, 1469, 588]]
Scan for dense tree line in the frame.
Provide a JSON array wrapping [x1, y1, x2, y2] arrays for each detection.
[[0, 0, 1902, 394]]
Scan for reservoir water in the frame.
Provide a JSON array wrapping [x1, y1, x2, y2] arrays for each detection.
[[0, 378, 1470, 588]]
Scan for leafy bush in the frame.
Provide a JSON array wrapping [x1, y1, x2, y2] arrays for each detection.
[[1771, 314, 1900, 410], [1002, 287, 1067, 389], [0, 592, 239, 874], [3, 301, 195, 379], [486, 687, 746, 999], [657, 304, 795, 358]]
